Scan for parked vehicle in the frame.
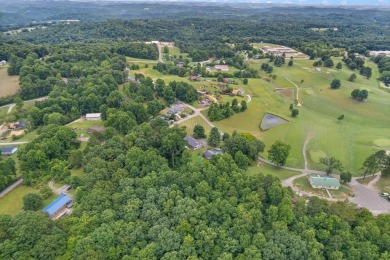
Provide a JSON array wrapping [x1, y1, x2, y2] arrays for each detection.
[[380, 192, 389, 197]]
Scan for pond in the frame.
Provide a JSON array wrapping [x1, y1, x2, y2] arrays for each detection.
[[259, 113, 288, 131]]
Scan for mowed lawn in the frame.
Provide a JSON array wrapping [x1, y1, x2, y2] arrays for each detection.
[[67, 119, 104, 137], [0, 185, 56, 216], [178, 116, 212, 136], [0, 66, 19, 97], [209, 57, 390, 173], [247, 163, 300, 180]]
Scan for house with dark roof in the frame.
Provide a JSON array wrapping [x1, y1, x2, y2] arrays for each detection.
[[42, 193, 73, 219], [203, 148, 223, 159], [308, 174, 340, 190], [184, 136, 202, 150], [8, 120, 26, 130], [0, 146, 18, 156]]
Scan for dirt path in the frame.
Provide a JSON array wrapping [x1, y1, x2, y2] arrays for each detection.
[[157, 44, 164, 63], [366, 173, 381, 190], [285, 77, 302, 106]]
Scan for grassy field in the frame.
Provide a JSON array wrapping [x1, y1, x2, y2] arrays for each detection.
[[0, 185, 57, 216], [206, 57, 390, 173], [66, 119, 104, 137], [177, 116, 212, 136], [0, 66, 19, 97], [247, 163, 300, 180]]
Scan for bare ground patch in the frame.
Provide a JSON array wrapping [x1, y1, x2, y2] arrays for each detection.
[[274, 88, 294, 99]]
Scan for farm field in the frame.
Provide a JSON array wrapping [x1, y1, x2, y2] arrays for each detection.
[[0, 66, 19, 97]]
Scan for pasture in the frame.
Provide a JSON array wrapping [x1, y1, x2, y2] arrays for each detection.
[[0, 66, 19, 97]]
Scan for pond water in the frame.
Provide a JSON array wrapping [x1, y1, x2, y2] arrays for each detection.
[[259, 113, 288, 131]]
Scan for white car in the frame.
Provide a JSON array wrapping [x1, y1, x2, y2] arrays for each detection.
[[380, 192, 389, 197]]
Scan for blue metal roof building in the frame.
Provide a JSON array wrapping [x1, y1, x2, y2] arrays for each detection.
[[42, 194, 72, 217]]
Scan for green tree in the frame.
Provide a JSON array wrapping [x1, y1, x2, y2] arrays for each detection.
[[289, 104, 293, 111], [320, 157, 343, 175], [208, 127, 221, 147], [330, 78, 341, 89], [351, 89, 360, 99], [240, 100, 247, 111], [362, 150, 386, 180], [337, 114, 344, 122], [193, 124, 206, 138], [163, 46, 169, 53], [336, 62, 342, 70], [348, 73, 357, 82], [291, 108, 299, 117], [234, 151, 250, 169], [268, 140, 291, 166], [324, 58, 334, 68], [340, 171, 352, 183], [288, 60, 293, 66], [243, 78, 248, 85], [23, 193, 43, 211]]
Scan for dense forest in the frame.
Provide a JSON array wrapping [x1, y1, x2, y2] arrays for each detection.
[[1, 3, 390, 259]]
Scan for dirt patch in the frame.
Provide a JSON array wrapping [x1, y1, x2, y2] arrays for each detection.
[[274, 88, 294, 99], [8, 130, 24, 137]]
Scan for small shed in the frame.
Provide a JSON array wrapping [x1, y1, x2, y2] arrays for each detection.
[[309, 174, 341, 190], [184, 136, 203, 150], [42, 193, 73, 218], [85, 113, 101, 121], [1, 146, 18, 156]]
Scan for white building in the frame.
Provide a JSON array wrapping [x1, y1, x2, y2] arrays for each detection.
[[85, 113, 102, 121], [0, 60, 7, 65]]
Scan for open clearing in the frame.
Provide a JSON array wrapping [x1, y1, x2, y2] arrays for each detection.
[[0, 66, 19, 97], [247, 163, 299, 180], [178, 115, 212, 136], [0, 185, 56, 216]]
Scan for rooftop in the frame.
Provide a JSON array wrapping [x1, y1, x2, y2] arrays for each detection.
[[42, 194, 72, 217], [184, 136, 202, 149], [0, 146, 17, 154], [309, 174, 341, 188]]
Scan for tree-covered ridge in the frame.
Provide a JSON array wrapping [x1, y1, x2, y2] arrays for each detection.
[[3, 13, 390, 58]]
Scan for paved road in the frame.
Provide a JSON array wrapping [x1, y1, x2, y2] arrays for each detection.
[[0, 178, 23, 198], [0, 141, 29, 145], [349, 178, 390, 214]]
